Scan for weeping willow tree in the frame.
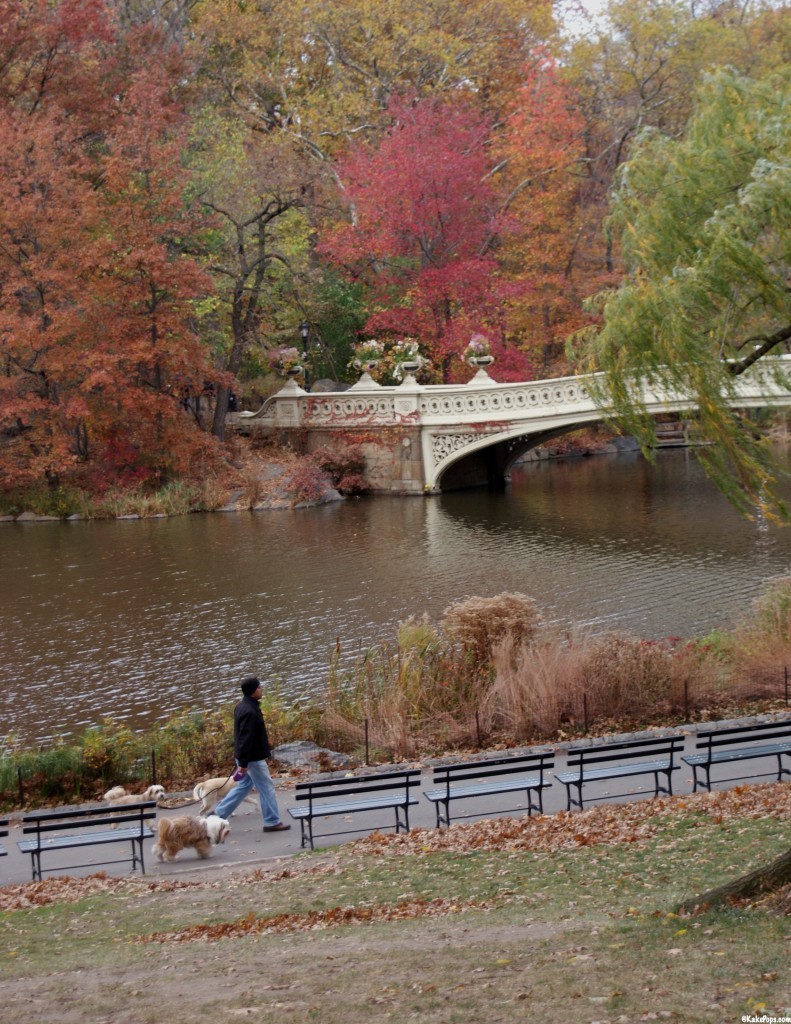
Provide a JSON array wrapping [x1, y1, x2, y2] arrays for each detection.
[[578, 69, 791, 909], [576, 67, 791, 520]]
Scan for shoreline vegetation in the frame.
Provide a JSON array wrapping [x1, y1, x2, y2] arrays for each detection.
[[3, 585, 791, 813], [0, 422, 714, 521]]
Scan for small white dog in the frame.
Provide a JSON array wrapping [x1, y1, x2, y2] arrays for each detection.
[[192, 776, 257, 814], [152, 814, 230, 861], [103, 784, 166, 806]]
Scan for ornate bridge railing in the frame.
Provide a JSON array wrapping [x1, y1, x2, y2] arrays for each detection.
[[240, 356, 791, 494]]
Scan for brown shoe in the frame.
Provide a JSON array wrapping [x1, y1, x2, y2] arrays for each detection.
[[263, 822, 291, 832]]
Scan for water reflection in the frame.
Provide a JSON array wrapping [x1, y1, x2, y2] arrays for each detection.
[[1, 449, 790, 745]]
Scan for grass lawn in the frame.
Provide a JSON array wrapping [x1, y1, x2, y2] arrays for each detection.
[[1, 784, 789, 1023]]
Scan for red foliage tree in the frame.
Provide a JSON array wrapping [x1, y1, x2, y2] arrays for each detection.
[[319, 95, 530, 380], [0, 1, 218, 491], [320, 72, 588, 383]]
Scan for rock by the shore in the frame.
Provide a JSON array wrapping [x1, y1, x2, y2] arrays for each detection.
[[16, 511, 60, 522], [272, 740, 352, 769]]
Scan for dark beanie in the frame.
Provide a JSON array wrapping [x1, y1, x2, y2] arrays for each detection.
[[241, 675, 261, 697]]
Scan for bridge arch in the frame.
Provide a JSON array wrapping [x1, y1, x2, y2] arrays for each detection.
[[429, 417, 606, 492]]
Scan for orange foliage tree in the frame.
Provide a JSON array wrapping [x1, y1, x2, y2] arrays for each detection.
[[495, 57, 593, 373], [0, 0, 219, 491]]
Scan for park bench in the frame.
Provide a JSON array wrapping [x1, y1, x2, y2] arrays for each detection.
[[555, 734, 685, 811], [683, 718, 791, 793], [424, 751, 554, 828], [18, 801, 157, 881], [0, 817, 8, 857], [288, 768, 421, 850]]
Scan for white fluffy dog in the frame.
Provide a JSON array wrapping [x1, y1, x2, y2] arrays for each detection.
[[192, 776, 257, 814], [152, 814, 230, 862], [103, 784, 166, 806]]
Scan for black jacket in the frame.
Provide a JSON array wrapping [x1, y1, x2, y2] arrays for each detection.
[[233, 695, 272, 766]]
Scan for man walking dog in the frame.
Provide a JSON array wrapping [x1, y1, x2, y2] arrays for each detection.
[[212, 675, 290, 832]]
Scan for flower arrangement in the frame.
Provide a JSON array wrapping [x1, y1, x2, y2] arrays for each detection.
[[461, 333, 492, 364], [392, 337, 422, 380], [347, 336, 433, 384], [269, 346, 303, 376], [351, 339, 385, 368], [392, 337, 421, 363]]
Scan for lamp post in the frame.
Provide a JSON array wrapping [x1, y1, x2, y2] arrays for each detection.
[[299, 321, 310, 391]]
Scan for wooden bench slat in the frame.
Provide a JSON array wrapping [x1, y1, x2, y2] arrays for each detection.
[[289, 795, 419, 819], [22, 810, 157, 834], [18, 826, 155, 853], [424, 775, 545, 801], [294, 772, 420, 800], [556, 760, 677, 785], [684, 742, 791, 766], [694, 722, 791, 744]]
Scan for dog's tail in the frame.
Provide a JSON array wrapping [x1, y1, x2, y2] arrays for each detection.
[[156, 818, 174, 842]]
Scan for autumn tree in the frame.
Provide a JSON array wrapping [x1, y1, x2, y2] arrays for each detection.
[[185, 0, 564, 383], [188, 107, 318, 436], [0, 1, 219, 490], [192, 0, 558, 160], [563, 0, 791, 286], [578, 68, 791, 519], [319, 95, 521, 379], [494, 57, 589, 371], [319, 57, 592, 382]]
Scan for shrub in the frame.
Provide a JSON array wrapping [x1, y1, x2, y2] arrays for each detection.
[[312, 443, 369, 495], [442, 593, 542, 663], [579, 633, 674, 718], [0, 482, 90, 518], [282, 460, 331, 506], [486, 631, 590, 739]]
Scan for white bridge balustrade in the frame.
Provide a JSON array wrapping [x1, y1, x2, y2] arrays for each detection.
[[236, 357, 791, 494]]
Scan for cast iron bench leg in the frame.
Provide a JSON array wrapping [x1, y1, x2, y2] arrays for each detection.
[[134, 836, 146, 874], [566, 782, 582, 812], [395, 805, 409, 833], [655, 769, 672, 798]]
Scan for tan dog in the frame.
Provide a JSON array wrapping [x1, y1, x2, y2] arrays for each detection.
[[152, 815, 230, 861], [103, 784, 166, 806], [192, 776, 257, 814]]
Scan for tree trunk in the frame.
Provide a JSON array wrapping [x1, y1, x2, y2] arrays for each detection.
[[212, 385, 231, 441], [678, 843, 791, 914]]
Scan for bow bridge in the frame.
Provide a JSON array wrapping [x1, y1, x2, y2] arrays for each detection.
[[237, 357, 791, 494]]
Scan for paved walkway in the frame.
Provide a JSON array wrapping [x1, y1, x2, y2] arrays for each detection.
[[1, 717, 786, 887]]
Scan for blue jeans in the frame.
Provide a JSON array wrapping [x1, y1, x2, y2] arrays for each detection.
[[212, 760, 281, 827]]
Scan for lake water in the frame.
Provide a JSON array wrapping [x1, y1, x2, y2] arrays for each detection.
[[2, 448, 790, 745]]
